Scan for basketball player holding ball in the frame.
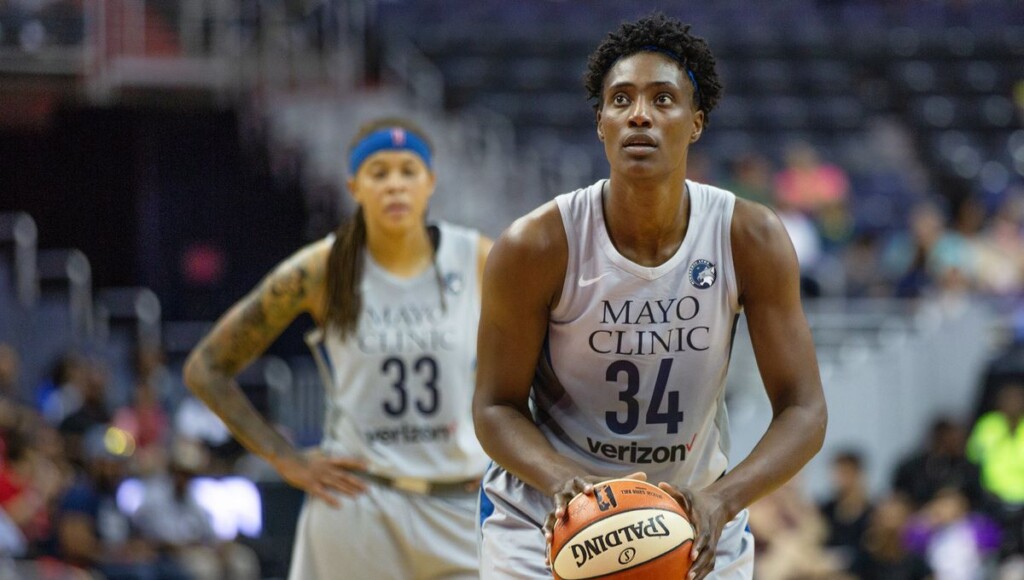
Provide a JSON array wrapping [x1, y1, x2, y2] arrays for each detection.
[[185, 118, 490, 579], [474, 14, 827, 579]]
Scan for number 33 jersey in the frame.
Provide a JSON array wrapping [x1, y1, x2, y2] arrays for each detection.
[[538, 180, 741, 490], [318, 222, 488, 482]]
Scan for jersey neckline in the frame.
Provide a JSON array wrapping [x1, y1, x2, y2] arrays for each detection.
[[591, 178, 701, 281]]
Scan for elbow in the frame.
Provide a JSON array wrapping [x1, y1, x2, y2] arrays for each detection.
[[471, 394, 492, 449], [182, 348, 208, 396], [810, 392, 828, 453]]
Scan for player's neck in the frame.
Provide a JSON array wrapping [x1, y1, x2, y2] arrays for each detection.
[[603, 173, 691, 267], [365, 226, 434, 278]]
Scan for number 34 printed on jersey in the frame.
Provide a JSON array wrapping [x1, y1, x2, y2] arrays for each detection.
[[606, 359, 684, 434], [380, 356, 440, 417]]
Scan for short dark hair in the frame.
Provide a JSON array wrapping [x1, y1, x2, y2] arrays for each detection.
[[584, 13, 723, 121]]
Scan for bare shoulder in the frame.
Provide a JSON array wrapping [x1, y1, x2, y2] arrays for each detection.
[[731, 198, 790, 248], [730, 198, 800, 302], [498, 201, 566, 257], [486, 201, 568, 307], [490, 201, 566, 272], [263, 237, 332, 320]]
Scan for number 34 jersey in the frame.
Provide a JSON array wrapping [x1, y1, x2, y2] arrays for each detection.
[[318, 222, 488, 482], [537, 180, 742, 491]]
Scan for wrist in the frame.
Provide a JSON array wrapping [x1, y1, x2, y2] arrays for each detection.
[[539, 463, 588, 496], [268, 448, 304, 471]]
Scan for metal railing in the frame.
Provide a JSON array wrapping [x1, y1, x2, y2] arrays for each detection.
[[94, 286, 163, 347], [35, 248, 93, 340], [1, 0, 367, 94], [0, 212, 39, 309]]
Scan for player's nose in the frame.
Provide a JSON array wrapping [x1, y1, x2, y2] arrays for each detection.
[[628, 99, 653, 128]]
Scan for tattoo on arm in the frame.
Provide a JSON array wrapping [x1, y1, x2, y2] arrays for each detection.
[[188, 256, 322, 462]]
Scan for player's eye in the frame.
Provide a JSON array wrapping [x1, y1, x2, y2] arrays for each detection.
[[656, 93, 674, 104], [612, 94, 629, 106]]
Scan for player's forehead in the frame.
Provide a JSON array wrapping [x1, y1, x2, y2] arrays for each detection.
[[602, 52, 688, 94], [360, 150, 428, 170]]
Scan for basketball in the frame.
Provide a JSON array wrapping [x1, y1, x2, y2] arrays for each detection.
[[550, 479, 695, 580]]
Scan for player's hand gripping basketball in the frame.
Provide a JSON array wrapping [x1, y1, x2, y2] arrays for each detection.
[[656, 483, 730, 580], [274, 449, 369, 508], [542, 472, 648, 567]]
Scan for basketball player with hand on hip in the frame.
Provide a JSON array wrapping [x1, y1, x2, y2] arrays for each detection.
[[474, 15, 827, 580], [185, 118, 491, 579]]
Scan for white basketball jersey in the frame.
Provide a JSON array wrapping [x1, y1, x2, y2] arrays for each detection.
[[317, 222, 488, 482], [536, 179, 741, 490]]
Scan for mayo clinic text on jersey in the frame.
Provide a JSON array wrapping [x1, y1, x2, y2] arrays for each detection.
[[589, 296, 710, 355]]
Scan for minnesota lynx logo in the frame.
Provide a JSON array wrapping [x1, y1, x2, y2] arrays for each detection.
[[688, 259, 716, 289]]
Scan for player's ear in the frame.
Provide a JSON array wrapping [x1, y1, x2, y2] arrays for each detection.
[[347, 176, 361, 203], [596, 110, 605, 142], [690, 110, 705, 143]]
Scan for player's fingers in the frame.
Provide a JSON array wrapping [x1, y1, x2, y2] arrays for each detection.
[[325, 469, 368, 492], [543, 529, 553, 566], [326, 456, 368, 470], [326, 474, 367, 495], [657, 482, 692, 513], [688, 529, 713, 578], [623, 471, 647, 481], [542, 511, 558, 537], [575, 477, 595, 495], [689, 549, 715, 580], [310, 484, 340, 509]]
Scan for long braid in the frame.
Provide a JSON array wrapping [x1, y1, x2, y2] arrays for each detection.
[[323, 207, 367, 338]]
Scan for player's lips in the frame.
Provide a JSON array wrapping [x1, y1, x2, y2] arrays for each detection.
[[622, 134, 658, 150], [384, 202, 410, 217]]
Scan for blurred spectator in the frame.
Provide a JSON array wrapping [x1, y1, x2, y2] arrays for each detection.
[[973, 191, 1024, 297], [842, 232, 891, 298], [723, 152, 774, 206], [904, 487, 1001, 580], [0, 345, 36, 435], [113, 378, 170, 476], [0, 429, 64, 553], [0, 343, 27, 407], [848, 495, 933, 580], [775, 141, 850, 213], [774, 196, 824, 297], [133, 343, 175, 405], [37, 352, 88, 427], [59, 359, 113, 467], [968, 382, 1024, 504], [131, 438, 259, 580], [748, 478, 843, 579], [967, 382, 1024, 560], [774, 141, 853, 249], [893, 417, 984, 510], [880, 200, 969, 298], [53, 425, 188, 579], [973, 339, 1024, 423], [173, 394, 238, 473], [820, 450, 873, 568], [0, 506, 26, 563]]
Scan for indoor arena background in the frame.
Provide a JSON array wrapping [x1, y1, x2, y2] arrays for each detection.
[[1, 1, 1023, 578]]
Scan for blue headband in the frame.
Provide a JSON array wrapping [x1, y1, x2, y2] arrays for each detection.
[[348, 127, 432, 174], [639, 46, 701, 108]]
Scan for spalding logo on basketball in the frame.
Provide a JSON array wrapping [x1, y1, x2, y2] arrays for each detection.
[[551, 479, 694, 580]]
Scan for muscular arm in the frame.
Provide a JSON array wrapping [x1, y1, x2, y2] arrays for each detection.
[[183, 240, 329, 468], [705, 199, 827, 517], [473, 204, 586, 495]]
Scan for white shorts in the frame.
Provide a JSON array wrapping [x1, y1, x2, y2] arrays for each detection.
[[478, 464, 755, 579], [289, 483, 479, 580]]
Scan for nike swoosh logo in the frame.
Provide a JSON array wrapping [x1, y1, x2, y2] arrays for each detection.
[[578, 273, 611, 287]]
